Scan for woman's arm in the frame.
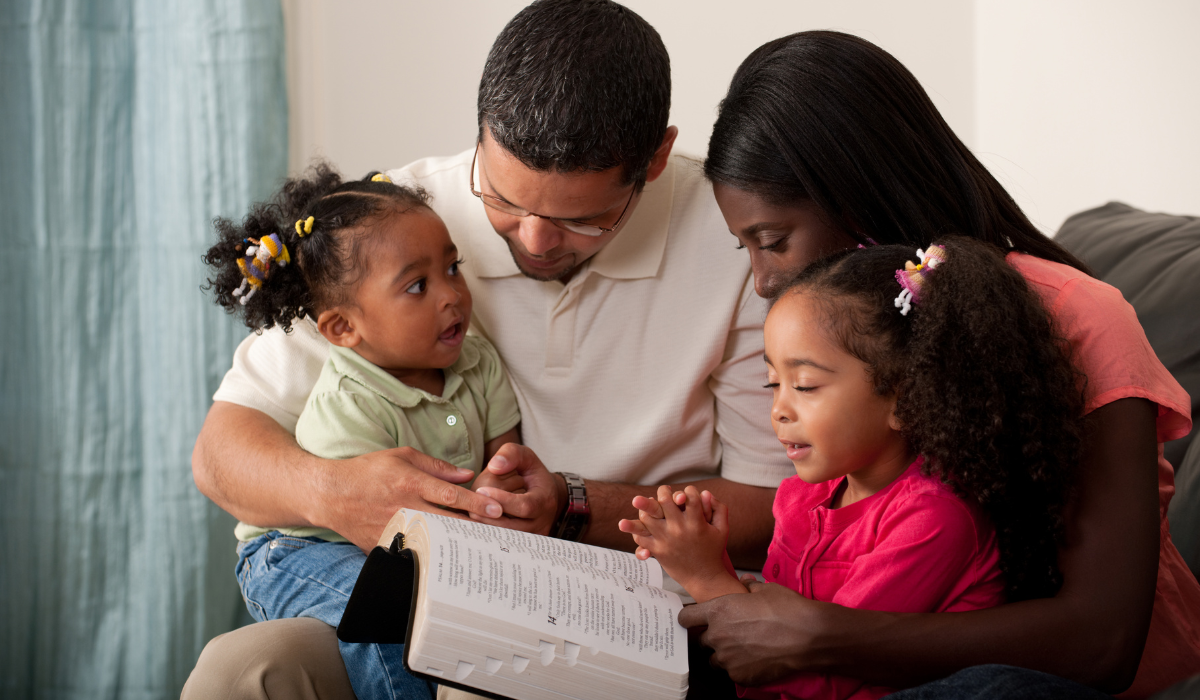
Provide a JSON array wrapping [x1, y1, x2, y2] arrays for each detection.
[[680, 398, 1160, 693]]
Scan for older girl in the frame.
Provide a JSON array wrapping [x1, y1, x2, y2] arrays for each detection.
[[625, 238, 1085, 699]]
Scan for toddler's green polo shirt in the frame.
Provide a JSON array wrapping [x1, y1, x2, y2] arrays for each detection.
[[234, 334, 520, 543]]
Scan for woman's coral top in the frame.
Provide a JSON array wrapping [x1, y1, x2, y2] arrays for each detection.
[[1010, 252, 1197, 699]]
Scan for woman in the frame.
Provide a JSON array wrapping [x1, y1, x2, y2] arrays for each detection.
[[684, 31, 1199, 699]]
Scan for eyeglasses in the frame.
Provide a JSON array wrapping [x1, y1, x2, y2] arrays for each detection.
[[469, 146, 635, 237]]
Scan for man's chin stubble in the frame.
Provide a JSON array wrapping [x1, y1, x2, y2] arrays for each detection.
[[507, 246, 576, 282]]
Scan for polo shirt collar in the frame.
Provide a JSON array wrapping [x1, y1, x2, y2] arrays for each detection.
[[468, 156, 677, 281], [327, 341, 482, 408]]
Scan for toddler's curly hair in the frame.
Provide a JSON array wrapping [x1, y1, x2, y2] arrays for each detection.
[[204, 162, 429, 332]]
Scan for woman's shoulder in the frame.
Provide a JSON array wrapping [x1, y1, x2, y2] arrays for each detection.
[[1006, 251, 1117, 310], [1007, 252, 1190, 437]]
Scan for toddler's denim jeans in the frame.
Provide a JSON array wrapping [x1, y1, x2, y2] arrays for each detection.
[[236, 531, 435, 700]]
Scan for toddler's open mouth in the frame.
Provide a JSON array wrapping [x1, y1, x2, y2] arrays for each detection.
[[439, 320, 465, 347]]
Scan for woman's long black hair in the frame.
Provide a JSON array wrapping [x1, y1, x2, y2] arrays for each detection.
[[203, 163, 428, 332], [783, 237, 1085, 601], [705, 31, 1091, 274]]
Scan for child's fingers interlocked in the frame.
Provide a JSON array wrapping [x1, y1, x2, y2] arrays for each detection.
[[631, 493, 665, 519], [617, 517, 651, 537], [656, 484, 682, 522], [679, 485, 707, 524]]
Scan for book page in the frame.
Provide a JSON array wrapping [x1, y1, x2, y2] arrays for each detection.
[[409, 511, 685, 668]]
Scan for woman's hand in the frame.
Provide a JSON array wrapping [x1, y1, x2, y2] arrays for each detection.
[[619, 485, 746, 602], [680, 578, 840, 685]]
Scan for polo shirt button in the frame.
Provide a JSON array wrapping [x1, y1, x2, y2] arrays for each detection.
[[771, 563, 780, 577], [446, 415, 457, 426]]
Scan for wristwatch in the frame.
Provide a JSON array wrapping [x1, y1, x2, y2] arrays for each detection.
[[552, 472, 590, 541]]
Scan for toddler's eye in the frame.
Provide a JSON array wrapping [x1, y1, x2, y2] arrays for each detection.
[[448, 258, 465, 276], [406, 278, 427, 294]]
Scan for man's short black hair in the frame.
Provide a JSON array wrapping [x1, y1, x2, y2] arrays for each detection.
[[477, 0, 671, 187]]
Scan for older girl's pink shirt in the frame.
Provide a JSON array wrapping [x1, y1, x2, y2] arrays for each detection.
[[742, 458, 1006, 700], [1008, 252, 1198, 699]]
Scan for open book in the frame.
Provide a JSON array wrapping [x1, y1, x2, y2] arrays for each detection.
[[354, 509, 688, 700]]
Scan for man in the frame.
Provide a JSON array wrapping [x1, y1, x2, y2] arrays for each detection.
[[182, 1, 791, 697]]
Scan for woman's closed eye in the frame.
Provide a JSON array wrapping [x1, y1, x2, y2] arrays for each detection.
[[405, 278, 427, 294], [736, 236, 786, 251]]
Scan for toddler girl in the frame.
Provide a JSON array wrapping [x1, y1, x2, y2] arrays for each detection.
[[620, 237, 1084, 700], [204, 164, 521, 700]]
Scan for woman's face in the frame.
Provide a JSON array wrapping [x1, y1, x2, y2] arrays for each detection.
[[713, 183, 858, 298]]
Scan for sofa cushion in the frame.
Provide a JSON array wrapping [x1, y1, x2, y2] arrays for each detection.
[[1168, 435, 1200, 577], [1055, 202, 1200, 468]]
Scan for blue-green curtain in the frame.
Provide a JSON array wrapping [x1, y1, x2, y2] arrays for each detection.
[[0, 1, 287, 697]]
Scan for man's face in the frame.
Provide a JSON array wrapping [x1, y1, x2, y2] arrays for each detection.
[[474, 130, 642, 282]]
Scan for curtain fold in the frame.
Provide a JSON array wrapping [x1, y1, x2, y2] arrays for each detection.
[[0, 1, 287, 697]]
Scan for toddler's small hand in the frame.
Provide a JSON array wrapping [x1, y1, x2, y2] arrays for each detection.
[[472, 467, 527, 496]]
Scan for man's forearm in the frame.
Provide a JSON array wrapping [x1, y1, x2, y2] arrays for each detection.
[[192, 401, 327, 529], [583, 477, 776, 568]]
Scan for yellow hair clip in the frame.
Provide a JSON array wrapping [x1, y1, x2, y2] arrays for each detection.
[[295, 216, 314, 237], [371, 173, 392, 183]]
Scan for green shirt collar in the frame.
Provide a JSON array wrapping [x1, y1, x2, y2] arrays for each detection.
[[327, 340, 483, 409]]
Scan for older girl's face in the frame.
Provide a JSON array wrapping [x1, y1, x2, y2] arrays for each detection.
[[713, 183, 858, 298]]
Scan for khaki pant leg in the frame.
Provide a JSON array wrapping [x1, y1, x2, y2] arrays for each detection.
[[181, 618, 355, 700], [435, 689, 488, 700]]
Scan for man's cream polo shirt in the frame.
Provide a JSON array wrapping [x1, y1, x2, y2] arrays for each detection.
[[214, 150, 793, 489]]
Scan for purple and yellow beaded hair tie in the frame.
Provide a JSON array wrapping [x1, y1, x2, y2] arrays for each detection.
[[232, 232, 292, 305], [893, 244, 947, 316]]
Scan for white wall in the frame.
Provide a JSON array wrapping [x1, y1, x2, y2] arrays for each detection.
[[284, 1, 1199, 234], [283, 1, 973, 173], [975, 0, 1200, 232]]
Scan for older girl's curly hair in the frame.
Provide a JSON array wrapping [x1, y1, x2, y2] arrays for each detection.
[[203, 162, 429, 332], [781, 237, 1085, 601]]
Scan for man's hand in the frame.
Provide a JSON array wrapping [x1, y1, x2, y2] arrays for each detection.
[[469, 443, 562, 536], [679, 577, 832, 685], [326, 446, 505, 552], [192, 403, 508, 555]]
